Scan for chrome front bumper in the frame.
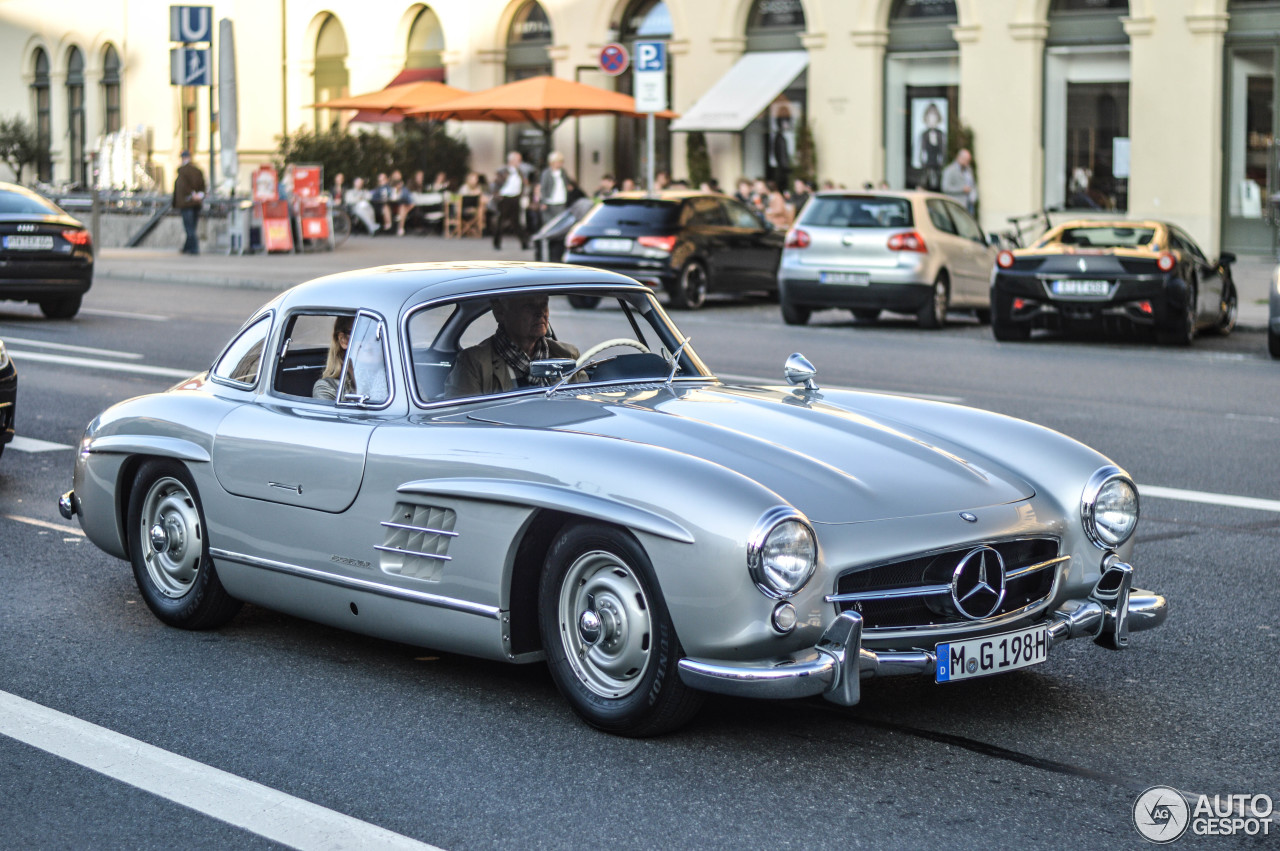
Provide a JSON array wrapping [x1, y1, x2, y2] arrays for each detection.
[[678, 561, 1167, 707]]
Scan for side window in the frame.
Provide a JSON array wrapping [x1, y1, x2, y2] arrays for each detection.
[[947, 202, 985, 242], [273, 312, 352, 399], [338, 314, 391, 406], [926, 199, 958, 235], [722, 198, 763, 229], [690, 197, 727, 227], [406, 299, 496, 402], [211, 314, 271, 388], [1173, 228, 1206, 263]]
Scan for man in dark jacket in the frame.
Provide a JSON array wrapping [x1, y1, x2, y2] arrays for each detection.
[[492, 151, 536, 250], [173, 151, 206, 255]]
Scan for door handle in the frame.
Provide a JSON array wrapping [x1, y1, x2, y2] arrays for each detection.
[[269, 481, 303, 495]]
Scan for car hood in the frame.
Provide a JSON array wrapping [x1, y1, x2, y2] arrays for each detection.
[[466, 383, 1035, 524]]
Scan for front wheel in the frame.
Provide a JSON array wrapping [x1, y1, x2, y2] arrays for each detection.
[[781, 298, 811, 325], [1208, 283, 1237, 336], [39, 295, 82, 319], [538, 523, 702, 736], [917, 276, 948, 329], [671, 260, 708, 310], [127, 459, 241, 629]]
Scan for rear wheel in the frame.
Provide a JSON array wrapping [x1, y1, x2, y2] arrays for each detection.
[[567, 294, 601, 310], [1208, 282, 1237, 336], [1157, 283, 1197, 346], [781, 298, 811, 325], [671, 260, 708, 310], [538, 523, 702, 736], [851, 309, 880, 323], [1269, 325, 1280, 359], [917, 275, 949, 329], [127, 459, 241, 629], [39, 295, 82, 319]]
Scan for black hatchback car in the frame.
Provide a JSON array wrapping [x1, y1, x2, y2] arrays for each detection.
[[0, 182, 94, 319], [563, 191, 784, 309]]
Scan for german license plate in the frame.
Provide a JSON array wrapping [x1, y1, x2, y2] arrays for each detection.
[[4, 235, 53, 250], [591, 238, 633, 254], [1051, 279, 1110, 298], [935, 623, 1049, 683], [820, 271, 870, 285]]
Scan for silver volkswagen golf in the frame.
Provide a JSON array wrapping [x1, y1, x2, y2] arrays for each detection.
[[777, 190, 997, 328]]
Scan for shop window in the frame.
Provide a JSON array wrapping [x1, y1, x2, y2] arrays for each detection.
[[67, 47, 86, 187], [745, 0, 805, 51], [31, 48, 51, 182], [505, 1, 553, 166], [102, 45, 121, 134], [407, 6, 445, 74], [614, 0, 672, 186], [1064, 83, 1128, 211], [314, 15, 349, 131], [886, 0, 958, 191]]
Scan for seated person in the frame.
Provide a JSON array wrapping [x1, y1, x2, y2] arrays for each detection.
[[313, 316, 353, 400], [444, 294, 581, 398]]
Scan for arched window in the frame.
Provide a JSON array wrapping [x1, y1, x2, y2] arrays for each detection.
[[746, 0, 805, 51], [67, 47, 86, 186], [407, 6, 445, 75], [31, 48, 51, 182], [615, 0, 672, 184], [314, 15, 350, 130], [102, 45, 121, 134], [505, 1, 553, 164]]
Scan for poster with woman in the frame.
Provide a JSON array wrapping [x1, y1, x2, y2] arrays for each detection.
[[911, 97, 948, 191]]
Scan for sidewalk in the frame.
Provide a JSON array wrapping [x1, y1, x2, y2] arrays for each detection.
[[97, 232, 1273, 330]]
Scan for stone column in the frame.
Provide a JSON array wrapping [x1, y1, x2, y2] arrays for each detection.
[[815, 26, 886, 188]]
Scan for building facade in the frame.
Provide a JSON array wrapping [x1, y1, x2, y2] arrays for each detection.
[[0, 0, 1273, 256]]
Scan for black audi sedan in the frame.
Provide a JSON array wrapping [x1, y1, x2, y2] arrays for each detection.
[[0, 339, 15, 460], [563, 191, 784, 309], [0, 182, 94, 319], [991, 219, 1236, 345]]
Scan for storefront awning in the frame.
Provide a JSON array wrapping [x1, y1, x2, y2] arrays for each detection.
[[670, 50, 808, 133]]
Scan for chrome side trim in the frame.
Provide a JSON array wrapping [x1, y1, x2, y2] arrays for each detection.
[[373, 545, 452, 562], [85, 435, 211, 463], [826, 584, 950, 603], [380, 521, 459, 537], [209, 548, 499, 619]]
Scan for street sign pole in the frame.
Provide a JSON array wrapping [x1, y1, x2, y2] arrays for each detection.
[[633, 41, 667, 195], [646, 113, 655, 196]]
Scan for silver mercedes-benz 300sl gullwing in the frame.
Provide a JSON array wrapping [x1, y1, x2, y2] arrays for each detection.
[[61, 262, 1166, 736]]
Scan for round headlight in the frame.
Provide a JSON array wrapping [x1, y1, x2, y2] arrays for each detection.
[[1082, 467, 1139, 549], [748, 509, 817, 598]]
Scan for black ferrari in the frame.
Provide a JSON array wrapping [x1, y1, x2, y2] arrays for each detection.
[[0, 182, 94, 319], [991, 219, 1236, 345]]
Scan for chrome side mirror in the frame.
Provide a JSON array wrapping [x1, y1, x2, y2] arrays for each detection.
[[784, 353, 818, 391], [530, 358, 577, 381]]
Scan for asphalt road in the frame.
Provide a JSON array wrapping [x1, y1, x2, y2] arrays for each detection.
[[1, 278, 1277, 849]]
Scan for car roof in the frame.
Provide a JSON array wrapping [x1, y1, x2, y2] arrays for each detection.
[[264, 261, 649, 318], [605, 190, 709, 202], [809, 189, 945, 201]]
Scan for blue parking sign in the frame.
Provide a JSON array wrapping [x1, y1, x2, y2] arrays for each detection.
[[635, 41, 666, 73]]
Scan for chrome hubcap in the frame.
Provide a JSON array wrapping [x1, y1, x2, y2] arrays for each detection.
[[559, 550, 652, 698], [140, 477, 202, 598]]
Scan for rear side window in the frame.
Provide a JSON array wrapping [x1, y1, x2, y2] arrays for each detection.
[[211, 314, 272, 388], [0, 188, 61, 216], [584, 200, 679, 229], [681, 197, 727, 227], [801, 196, 912, 228], [926, 199, 958, 235]]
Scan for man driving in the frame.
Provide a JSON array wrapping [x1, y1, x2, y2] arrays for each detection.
[[444, 294, 580, 398]]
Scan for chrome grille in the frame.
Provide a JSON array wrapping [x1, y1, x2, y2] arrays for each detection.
[[828, 538, 1062, 632], [376, 503, 457, 581]]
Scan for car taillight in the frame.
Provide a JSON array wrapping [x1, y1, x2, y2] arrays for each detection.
[[566, 231, 587, 250], [1156, 252, 1176, 272], [62, 229, 91, 246], [887, 230, 927, 253], [785, 229, 810, 249], [637, 235, 676, 253], [997, 250, 1015, 269]]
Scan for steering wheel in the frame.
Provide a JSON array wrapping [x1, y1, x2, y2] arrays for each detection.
[[575, 338, 650, 366]]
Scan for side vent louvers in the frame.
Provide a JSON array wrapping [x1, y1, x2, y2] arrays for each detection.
[[376, 503, 458, 581]]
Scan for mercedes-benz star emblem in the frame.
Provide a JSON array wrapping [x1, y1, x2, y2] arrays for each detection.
[[951, 546, 1007, 620], [1077, 258, 1088, 273]]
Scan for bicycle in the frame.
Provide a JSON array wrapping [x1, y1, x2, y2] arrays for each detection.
[[1002, 206, 1059, 248], [330, 206, 352, 247]]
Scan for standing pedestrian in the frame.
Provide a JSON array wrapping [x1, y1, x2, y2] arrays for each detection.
[[493, 151, 535, 250], [173, 150, 206, 255], [538, 152, 576, 224], [941, 148, 977, 213]]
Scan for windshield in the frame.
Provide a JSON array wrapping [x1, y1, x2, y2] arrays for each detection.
[[1043, 226, 1158, 249], [800, 196, 913, 229], [0, 188, 62, 216], [405, 290, 711, 403]]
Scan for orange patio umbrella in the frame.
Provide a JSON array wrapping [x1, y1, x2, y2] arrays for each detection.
[[310, 80, 468, 117]]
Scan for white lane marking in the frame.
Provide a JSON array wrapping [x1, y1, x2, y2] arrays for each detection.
[[9, 435, 74, 452], [716, 373, 965, 404], [1139, 485, 1280, 514], [0, 336, 143, 359], [80, 307, 169, 322], [4, 515, 84, 536], [9, 350, 194, 379], [0, 690, 443, 851]]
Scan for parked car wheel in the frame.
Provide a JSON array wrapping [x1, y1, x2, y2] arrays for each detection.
[[781, 298, 811, 326], [917, 275, 949, 329], [567, 294, 601, 310], [851, 309, 880, 323], [39, 295, 82, 320], [1207, 283, 1237, 336], [671, 260, 708, 310], [538, 522, 702, 737], [1157, 283, 1197, 346], [127, 459, 241, 630]]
